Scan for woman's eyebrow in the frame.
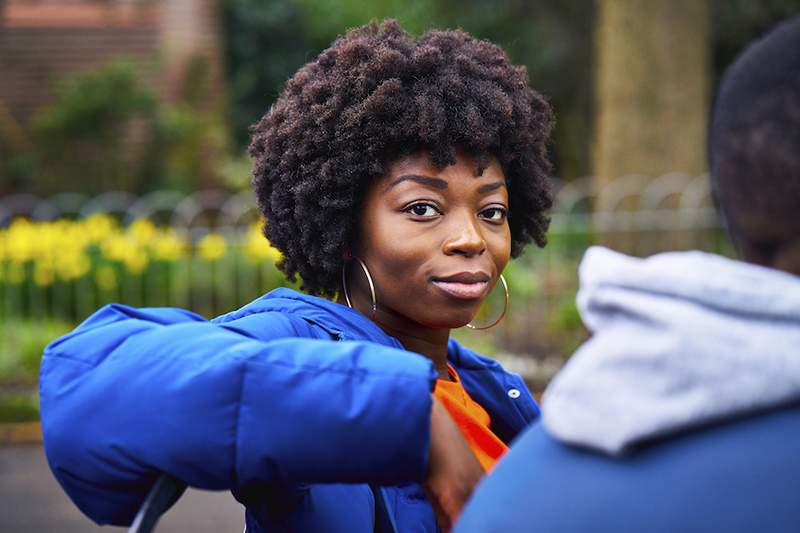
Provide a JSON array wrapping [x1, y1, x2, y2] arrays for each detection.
[[478, 181, 506, 194], [386, 174, 448, 191]]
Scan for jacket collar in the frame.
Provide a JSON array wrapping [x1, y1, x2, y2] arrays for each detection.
[[256, 288, 539, 440], [255, 287, 401, 346], [257, 288, 503, 369]]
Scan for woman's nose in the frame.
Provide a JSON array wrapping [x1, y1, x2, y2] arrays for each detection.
[[442, 213, 486, 257]]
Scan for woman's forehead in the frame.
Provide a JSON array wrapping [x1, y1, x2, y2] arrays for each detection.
[[382, 150, 505, 183]]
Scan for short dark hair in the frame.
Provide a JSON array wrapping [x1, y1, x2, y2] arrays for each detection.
[[249, 20, 554, 296], [710, 15, 800, 260]]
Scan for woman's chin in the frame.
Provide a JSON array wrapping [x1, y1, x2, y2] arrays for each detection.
[[419, 310, 476, 329]]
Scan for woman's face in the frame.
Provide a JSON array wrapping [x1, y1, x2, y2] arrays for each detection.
[[353, 150, 511, 329]]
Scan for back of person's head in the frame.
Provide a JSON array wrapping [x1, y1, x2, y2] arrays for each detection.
[[710, 15, 800, 274]]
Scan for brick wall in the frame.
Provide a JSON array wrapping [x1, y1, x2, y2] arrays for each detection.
[[159, 0, 224, 107], [0, 0, 224, 128]]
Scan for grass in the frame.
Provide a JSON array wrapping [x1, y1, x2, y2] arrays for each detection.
[[0, 393, 40, 423], [0, 318, 74, 423]]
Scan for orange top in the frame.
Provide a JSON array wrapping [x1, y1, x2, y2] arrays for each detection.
[[433, 364, 508, 472]]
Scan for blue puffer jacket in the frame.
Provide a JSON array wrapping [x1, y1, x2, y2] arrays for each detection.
[[40, 287, 538, 532]]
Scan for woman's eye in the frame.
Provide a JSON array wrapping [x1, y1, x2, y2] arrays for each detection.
[[405, 203, 439, 218], [481, 207, 508, 222]]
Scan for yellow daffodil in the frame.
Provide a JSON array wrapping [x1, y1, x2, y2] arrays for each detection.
[[150, 228, 188, 261], [55, 252, 91, 281], [0, 214, 283, 288], [129, 218, 157, 243], [82, 213, 119, 243], [244, 222, 282, 263], [197, 233, 227, 262]]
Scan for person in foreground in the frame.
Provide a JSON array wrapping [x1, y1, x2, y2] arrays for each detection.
[[40, 20, 554, 533], [456, 15, 800, 533]]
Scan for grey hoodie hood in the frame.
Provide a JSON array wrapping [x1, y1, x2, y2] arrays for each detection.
[[542, 246, 800, 456]]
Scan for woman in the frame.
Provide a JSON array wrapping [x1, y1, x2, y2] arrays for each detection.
[[40, 20, 554, 532]]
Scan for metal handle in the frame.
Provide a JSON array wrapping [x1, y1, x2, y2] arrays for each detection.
[[128, 474, 187, 533]]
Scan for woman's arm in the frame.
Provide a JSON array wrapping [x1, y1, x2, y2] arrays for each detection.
[[40, 303, 437, 526]]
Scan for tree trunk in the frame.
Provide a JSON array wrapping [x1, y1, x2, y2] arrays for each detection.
[[592, 0, 710, 218]]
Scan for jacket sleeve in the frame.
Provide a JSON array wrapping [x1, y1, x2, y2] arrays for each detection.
[[39, 303, 437, 526]]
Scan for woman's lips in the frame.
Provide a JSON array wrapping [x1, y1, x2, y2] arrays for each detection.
[[432, 280, 489, 299]]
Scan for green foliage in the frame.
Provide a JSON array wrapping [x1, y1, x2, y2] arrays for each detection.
[[31, 59, 159, 194], [4, 55, 234, 195], [33, 60, 156, 139], [219, 150, 256, 191], [712, 0, 800, 79], [0, 317, 68, 422], [222, 0, 315, 147], [546, 296, 586, 356], [295, 0, 436, 42], [154, 105, 231, 191], [0, 394, 39, 423], [0, 319, 74, 386], [504, 259, 540, 300], [451, 326, 502, 359]]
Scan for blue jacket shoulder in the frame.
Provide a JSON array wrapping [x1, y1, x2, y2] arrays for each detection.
[[458, 403, 800, 533], [40, 288, 436, 526]]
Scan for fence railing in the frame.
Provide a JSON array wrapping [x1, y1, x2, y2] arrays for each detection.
[[0, 174, 729, 384], [1, 173, 720, 228]]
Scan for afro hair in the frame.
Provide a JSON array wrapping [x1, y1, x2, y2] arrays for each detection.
[[249, 19, 554, 297]]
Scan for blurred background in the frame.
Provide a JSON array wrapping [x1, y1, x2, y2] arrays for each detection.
[[1, 0, 799, 530]]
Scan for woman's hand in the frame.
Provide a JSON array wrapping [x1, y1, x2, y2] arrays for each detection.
[[424, 396, 484, 532]]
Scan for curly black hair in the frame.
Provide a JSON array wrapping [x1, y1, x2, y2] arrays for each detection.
[[249, 19, 554, 297]]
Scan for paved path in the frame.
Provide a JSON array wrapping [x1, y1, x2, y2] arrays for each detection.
[[0, 444, 244, 532]]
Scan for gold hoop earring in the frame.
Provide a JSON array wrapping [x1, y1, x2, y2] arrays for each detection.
[[341, 257, 377, 317], [466, 274, 508, 330]]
